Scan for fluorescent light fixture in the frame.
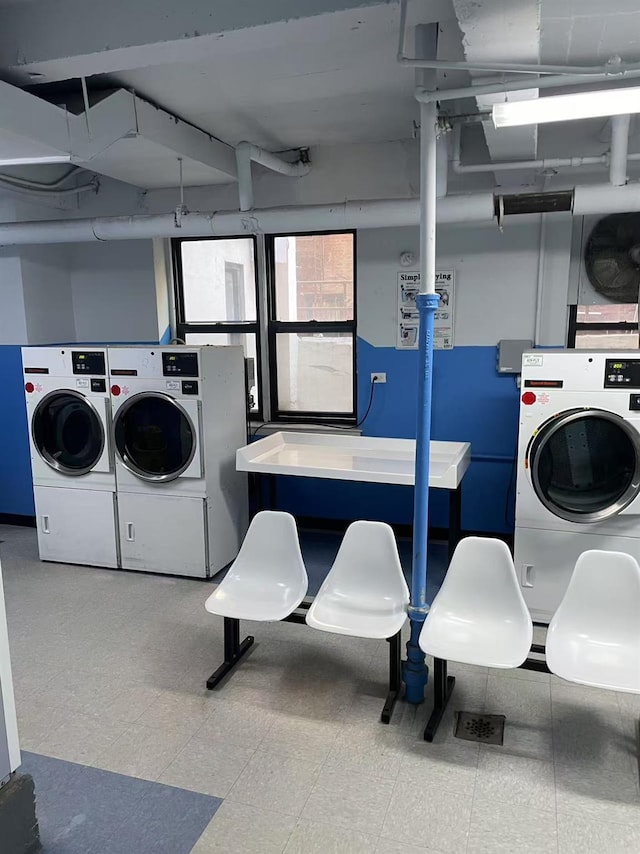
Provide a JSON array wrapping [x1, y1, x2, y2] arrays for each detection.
[[0, 155, 71, 166], [492, 86, 640, 128]]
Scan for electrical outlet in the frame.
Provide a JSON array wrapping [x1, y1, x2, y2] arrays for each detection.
[[371, 372, 386, 384]]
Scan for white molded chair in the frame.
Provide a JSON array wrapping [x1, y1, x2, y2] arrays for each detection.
[[546, 550, 640, 694], [306, 520, 409, 723], [305, 520, 409, 638], [205, 510, 308, 622], [205, 511, 308, 690], [419, 537, 533, 668]]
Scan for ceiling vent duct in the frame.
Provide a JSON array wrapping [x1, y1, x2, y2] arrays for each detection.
[[494, 190, 574, 218]]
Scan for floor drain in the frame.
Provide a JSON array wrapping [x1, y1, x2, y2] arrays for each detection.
[[454, 711, 506, 745]]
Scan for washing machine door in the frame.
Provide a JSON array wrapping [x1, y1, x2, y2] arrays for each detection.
[[528, 408, 640, 523], [113, 392, 198, 482], [32, 390, 105, 476]]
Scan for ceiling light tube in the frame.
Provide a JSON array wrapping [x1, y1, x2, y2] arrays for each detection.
[[492, 86, 640, 127]]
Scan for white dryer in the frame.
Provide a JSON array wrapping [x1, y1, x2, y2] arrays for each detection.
[[22, 347, 119, 568], [109, 346, 248, 578], [515, 349, 640, 623]]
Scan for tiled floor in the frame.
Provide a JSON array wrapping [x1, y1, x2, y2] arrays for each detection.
[[1, 523, 639, 853]]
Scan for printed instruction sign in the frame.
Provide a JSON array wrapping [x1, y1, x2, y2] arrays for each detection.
[[396, 270, 455, 350]]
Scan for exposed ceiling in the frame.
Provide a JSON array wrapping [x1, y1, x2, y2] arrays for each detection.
[[0, 0, 640, 191]]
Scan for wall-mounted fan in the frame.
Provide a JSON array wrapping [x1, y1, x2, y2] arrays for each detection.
[[585, 213, 640, 303]]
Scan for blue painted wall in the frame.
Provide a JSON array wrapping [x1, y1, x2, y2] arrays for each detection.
[[0, 345, 34, 516], [275, 338, 520, 533]]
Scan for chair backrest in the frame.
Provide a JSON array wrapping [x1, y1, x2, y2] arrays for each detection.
[[546, 549, 640, 693], [315, 520, 409, 605], [420, 537, 532, 667], [432, 536, 527, 621], [228, 510, 307, 588]]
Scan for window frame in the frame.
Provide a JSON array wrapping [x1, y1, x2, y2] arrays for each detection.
[[567, 304, 640, 348], [265, 229, 357, 424], [172, 235, 263, 416]]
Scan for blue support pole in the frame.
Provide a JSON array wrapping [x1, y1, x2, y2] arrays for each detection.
[[403, 292, 439, 704], [403, 29, 440, 704]]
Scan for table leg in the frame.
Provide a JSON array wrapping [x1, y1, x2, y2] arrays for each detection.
[[448, 484, 462, 563]]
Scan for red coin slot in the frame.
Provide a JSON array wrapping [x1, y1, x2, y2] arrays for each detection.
[[522, 391, 536, 405], [111, 384, 121, 396], [24, 382, 34, 393]]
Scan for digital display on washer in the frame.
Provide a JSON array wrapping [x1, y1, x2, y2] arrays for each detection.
[[604, 359, 640, 389], [72, 351, 106, 376], [162, 352, 199, 377]]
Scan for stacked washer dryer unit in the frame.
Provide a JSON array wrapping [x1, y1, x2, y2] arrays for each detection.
[[515, 349, 640, 623], [109, 346, 248, 578], [22, 347, 119, 568]]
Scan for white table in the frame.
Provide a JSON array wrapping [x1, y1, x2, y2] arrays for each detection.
[[237, 431, 471, 559]]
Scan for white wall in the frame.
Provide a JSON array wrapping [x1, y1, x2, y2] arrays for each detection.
[[21, 245, 75, 344], [357, 219, 573, 349], [0, 254, 27, 344], [69, 240, 159, 343]]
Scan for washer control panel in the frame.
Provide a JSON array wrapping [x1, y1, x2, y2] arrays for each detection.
[[162, 352, 199, 377], [72, 351, 106, 376], [604, 359, 640, 389]]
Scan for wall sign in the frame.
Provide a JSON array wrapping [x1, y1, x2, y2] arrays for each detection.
[[396, 270, 455, 350]]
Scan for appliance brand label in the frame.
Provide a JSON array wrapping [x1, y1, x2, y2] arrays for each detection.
[[524, 379, 563, 388], [75, 379, 90, 388], [166, 380, 180, 391], [523, 354, 543, 367]]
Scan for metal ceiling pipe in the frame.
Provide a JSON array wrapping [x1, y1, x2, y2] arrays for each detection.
[[609, 115, 631, 186], [235, 142, 311, 211], [400, 57, 639, 76], [416, 66, 640, 104], [451, 125, 607, 174]]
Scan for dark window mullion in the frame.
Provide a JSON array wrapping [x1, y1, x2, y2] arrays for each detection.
[[178, 321, 258, 335], [270, 321, 355, 334], [574, 322, 639, 331]]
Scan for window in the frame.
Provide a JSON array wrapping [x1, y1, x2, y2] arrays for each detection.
[[267, 232, 356, 419], [173, 231, 357, 422], [568, 304, 639, 349], [173, 237, 260, 412]]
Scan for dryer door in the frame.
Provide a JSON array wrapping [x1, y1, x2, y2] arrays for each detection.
[[31, 390, 107, 476], [113, 392, 201, 482], [528, 408, 640, 523]]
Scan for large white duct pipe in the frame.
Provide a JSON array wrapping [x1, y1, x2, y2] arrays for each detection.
[[573, 182, 640, 214], [609, 115, 631, 186], [235, 142, 310, 211], [0, 195, 495, 246], [6, 181, 640, 246]]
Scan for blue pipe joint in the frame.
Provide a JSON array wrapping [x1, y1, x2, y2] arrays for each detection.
[[417, 292, 440, 314], [403, 617, 429, 705]]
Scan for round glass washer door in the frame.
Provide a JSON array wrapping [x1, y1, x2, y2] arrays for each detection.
[[113, 392, 197, 483], [32, 390, 105, 476], [528, 408, 640, 523]]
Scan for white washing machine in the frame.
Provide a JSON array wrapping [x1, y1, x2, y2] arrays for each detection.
[[109, 346, 248, 578], [22, 347, 119, 568], [515, 349, 640, 623]]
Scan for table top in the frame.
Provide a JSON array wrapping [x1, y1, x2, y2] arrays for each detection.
[[236, 431, 471, 490]]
